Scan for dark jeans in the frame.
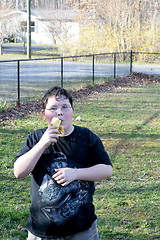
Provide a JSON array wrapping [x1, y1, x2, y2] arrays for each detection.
[[27, 220, 99, 240]]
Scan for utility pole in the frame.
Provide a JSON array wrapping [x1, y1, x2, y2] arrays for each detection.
[[27, 0, 31, 59], [16, 0, 19, 10]]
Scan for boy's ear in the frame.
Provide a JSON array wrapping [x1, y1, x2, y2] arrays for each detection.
[[41, 109, 45, 118]]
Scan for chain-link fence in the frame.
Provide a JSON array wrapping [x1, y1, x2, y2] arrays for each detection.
[[0, 51, 159, 106]]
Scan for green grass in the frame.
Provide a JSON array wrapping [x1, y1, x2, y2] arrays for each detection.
[[0, 44, 59, 60], [0, 82, 159, 239], [0, 76, 113, 110]]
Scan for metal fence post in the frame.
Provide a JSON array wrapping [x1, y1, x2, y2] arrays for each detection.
[[130, 50, 133, 73], [17, 60, 20, 105], [113, 53, 116, 79], [61, 57, 64, 87], [92, 55, 95, 85]]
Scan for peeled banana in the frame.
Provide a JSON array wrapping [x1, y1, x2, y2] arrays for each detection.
[[50, 117, 64, 145]]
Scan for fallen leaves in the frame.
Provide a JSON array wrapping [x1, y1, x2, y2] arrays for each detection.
[[0, 72, 160, 125]]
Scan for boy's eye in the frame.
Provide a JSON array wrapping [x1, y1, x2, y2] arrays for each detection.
[[50, 107, 58, 111], [46, 105, 71, 112], [62, 106, 70, 110]]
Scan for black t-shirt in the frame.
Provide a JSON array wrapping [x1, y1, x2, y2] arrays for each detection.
[[15, 125, 111, 238]]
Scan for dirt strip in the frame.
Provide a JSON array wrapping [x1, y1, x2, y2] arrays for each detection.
[[0, 72, 160, 124]]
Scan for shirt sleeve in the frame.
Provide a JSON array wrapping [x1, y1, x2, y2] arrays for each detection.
[[87, 128, 112, 166], [14, 128, 46, 162]]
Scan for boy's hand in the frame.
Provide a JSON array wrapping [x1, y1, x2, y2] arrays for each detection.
[[39, 126, 60, 148], [52, 168, 77, 186]]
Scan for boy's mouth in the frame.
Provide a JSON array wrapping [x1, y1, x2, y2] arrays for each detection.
[[59, 119, 64, 125]]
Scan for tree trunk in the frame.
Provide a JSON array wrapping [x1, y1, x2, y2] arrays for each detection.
[[0, 43, 3, 55]]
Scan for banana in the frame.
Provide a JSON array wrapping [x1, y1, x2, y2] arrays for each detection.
[[50, 117, 65, 145]]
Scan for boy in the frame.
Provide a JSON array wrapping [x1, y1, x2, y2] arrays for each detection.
[[14, 86, 112, 240]]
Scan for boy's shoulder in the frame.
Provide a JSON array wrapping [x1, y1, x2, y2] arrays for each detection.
[[74, 125, 91, 135], [28, 127, 47, 140], [73, 125, 98, 141]]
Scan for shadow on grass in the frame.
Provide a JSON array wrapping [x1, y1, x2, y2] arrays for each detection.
[[100, 232, 159, 240], [101, 111, 160, 159], [110, 182, 160, 194], [98, 216, 159, 240], [0, 127, 30, 135]]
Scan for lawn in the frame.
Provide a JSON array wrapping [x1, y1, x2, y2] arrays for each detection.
[[0, 81, 159, 240]]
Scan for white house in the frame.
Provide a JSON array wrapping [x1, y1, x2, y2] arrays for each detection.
[[1, 9, 80, 45]]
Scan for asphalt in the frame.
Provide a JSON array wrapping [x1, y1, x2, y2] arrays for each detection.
[[2, 43, 56, 53]]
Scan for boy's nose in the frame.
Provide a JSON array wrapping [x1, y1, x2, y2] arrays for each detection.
[[56, 108, 63, 115]]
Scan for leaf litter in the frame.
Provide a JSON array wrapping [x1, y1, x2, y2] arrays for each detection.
[[0, 72, 160, 126]]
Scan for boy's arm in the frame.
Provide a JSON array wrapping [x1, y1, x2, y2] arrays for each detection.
[[14, 126, 59, 178], [53, 164, 112, 186], [14, 141, 46, 178]]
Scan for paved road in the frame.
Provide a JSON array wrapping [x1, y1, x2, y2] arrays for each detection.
[[0, 60, 159, 82], [132, 64, 160, 75], [0, 60, 130, 83], [1, 44, 159, 78], [2, 43, 56, 53]]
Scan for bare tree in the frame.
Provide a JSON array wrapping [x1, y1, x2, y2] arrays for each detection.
[[35, 0, 77, 55], [0, 0, 71, 10], [69, 0, 160, 53], [0, 0, 159, 54], [0, 9, 20, 54]]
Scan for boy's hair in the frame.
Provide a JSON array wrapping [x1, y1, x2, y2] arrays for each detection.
[[42, 86, 73, 109]]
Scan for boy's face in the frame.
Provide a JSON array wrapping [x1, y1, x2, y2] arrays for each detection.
[[42, 95, 74, 133]]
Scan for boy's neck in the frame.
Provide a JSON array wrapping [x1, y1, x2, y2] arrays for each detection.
[[64, 125, 74, 136]]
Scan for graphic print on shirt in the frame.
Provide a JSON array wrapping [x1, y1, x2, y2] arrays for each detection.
[[38, 151, 90, 225]]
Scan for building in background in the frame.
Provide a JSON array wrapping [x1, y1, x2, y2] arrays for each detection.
[[0, 9, 79, 45]]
